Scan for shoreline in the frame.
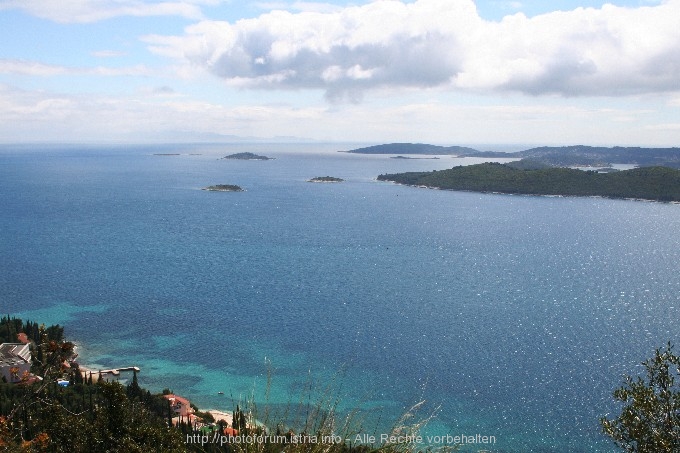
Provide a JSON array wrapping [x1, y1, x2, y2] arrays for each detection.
[[206, 410, 234, 426], [76, 362, 239, 427], [377, 179, 680, 204]]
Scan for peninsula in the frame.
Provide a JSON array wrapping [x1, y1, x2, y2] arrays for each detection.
[[345, 143, 481, 156], [377, 163, 680, 202], [202, 184, 244, 192], [345, 143, 680, 168], [308, 176, 344, 183], [221, 152, 273, 160]]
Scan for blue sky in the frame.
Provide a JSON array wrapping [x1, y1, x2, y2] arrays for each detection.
[[1, 0, 678, 146]]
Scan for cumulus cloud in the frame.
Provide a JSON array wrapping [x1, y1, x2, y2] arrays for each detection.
[[0, 0, 210, 23], [144, 0, 478, 101], [144, 0, 680, 100], [463, 2, 680, 96]]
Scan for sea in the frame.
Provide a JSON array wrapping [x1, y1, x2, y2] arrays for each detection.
[[2, 142, 680, 452]]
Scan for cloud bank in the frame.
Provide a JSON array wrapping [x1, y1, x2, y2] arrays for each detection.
[[0, 82, 326, 142], [3, 80, 675, 145], [0, 59, 152, 77], [0, 0, 209, 23], [144, 0, 680, 100]]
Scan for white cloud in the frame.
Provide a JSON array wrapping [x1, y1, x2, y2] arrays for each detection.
[[254, 2, 344, 13], [0, 82, 675, 145], [462, 2, 680, 96], [0, 0, 209, 23], [0, 83, 326, 142], [645, 123, 680, 131], [144, 0, 680, 101], [91, 50, 128, 58], [0, 60, 68, 76], [0, 59, 153, 77]]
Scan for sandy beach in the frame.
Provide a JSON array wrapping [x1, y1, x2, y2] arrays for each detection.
[[207, 410, 234, 426]]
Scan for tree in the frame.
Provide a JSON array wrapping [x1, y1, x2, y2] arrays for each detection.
[[233, 404, 247, 432], [601, 342, 680, 452], [127, 368, 143, 400]]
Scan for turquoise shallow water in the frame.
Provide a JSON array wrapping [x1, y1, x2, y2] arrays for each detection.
[[3, 143, 680, 452]]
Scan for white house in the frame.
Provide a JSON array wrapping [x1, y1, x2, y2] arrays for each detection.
[[0, 343, 32, 383]]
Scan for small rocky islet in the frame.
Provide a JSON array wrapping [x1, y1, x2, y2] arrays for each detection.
[[220, 152, 273, 160], [307, 176, 344, 183], [202, 184, 244, 192]]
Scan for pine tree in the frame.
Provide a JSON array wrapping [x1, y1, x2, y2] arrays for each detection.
[[601, 342, 680, 452]]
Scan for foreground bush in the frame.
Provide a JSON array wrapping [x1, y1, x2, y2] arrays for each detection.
[[601, 343, 680, 452]]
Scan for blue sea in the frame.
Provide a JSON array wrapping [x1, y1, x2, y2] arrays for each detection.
[[2, 143, 680, 452]]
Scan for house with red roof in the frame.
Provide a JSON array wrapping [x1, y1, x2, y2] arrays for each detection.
[[163, 393, 194, 418]]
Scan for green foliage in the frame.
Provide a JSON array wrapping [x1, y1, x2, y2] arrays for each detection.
[[378, 163, 680, 201], [0, 320, 450, 453], [346, 143, 478, 155], [203, 184, 244, 192], [1, 378, 186, 452], [0, 318, 185, 452], [0, 316, 63, 344], [349, 142, 680, 167], [601, 343, 680, 452], [518, 145, 680, 168], [308, 176, 344, 182], [222, 152, 272, 160], [504, 159, 552, 170]]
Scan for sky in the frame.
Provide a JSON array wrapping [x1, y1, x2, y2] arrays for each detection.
[[1, 0, 679, 146]]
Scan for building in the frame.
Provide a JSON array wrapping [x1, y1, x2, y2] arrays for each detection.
[[163, 393, 194, 417], [0, 343, 32, 383]]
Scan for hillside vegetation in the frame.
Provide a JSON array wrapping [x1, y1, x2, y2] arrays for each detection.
[[0, 316, 441, 453], [346, 143, 680, 168], [377, 163, 680, 201]]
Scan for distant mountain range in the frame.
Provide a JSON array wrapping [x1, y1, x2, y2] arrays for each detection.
[[345, 143, 680, 168]]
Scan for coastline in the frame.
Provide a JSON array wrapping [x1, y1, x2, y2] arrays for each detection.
[[207, 410, 234, 426], [377, 178, 680, 203]]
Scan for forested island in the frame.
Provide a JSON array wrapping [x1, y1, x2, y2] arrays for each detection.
[[378, 163, 680, 202], [308, 176, 344, 183], [202, 184, 244, 192], [221, 152, 273, 160], [346, 143, 680, 168]]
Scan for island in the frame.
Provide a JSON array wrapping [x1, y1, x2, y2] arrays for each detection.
[[344, 143, 680, 168], [391, 155, 440, 160], [344, 143, 481, 156], [377, 162, 680, 202], [221, 152, 273, 160], [308, 176, 344, 183], [202, 184, 244, 192]]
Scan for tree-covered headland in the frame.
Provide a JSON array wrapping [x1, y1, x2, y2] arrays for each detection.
[[377, 163, 680, 202], [0, 316, 186, 451]]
